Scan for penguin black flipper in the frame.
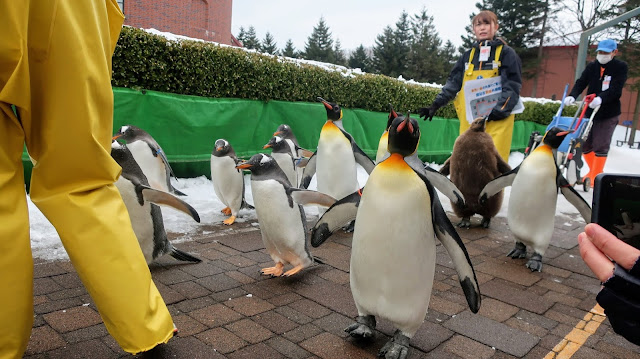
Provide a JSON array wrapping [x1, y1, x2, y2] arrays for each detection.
[[140, 185, 201, 223], [422, 164, 465, 208], [310, 189, 363, 247], [288, 188, 337, 208], [168, 246, 202, 263], [418, 170, 480, 313], [296, 146, 315, 158], [152, 146, 185, 195], [300, 152, 317, 189], [479, 165, 521, 204], [556, 168, 592, 223], [339, 128, 375, 174]]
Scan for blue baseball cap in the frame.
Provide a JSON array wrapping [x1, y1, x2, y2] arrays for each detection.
[[597, 39, 617, 53]]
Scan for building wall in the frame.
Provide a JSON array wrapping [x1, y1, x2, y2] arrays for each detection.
[[521, 46, 637, 129], [122, 0, 233, 45]]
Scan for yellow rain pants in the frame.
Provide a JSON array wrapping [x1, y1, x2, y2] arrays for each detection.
[[453, 46, 515, 162], [0, 1, 174, 358]]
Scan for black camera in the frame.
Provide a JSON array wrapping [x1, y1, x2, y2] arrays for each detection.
[[592, 173, 640, 249]]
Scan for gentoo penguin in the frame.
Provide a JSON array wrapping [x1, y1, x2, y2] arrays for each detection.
[[264, 135, 297, 187], [311, 115, 480, 359], [236, 153, 336, 277], [111, 141, 201, 265], [273, 124, 313, 186], [480, 127, 592, 272], [440, 117, 511, 228], [300, 97, 375, 195], [210, 139, 252, 225], [113, 125, 186, 196]]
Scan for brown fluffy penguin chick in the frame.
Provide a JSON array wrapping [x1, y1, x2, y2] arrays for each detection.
[[440, 117, 511, 228]]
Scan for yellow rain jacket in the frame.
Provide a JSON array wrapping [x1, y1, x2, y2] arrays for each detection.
[[0, 1, 174, 358]]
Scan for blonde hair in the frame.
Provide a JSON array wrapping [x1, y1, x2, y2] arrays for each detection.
[[472, 10, 498, 27]]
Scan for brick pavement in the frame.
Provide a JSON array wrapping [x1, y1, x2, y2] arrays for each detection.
[[22, 213, 640, 358]]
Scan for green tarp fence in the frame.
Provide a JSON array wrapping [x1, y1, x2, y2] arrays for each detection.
[[22, 87, 547, 182]]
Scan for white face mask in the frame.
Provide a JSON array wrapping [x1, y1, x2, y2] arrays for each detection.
[[597, 54, 613, 65]]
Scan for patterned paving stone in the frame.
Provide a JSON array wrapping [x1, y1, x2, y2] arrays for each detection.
[[443, 311, 540, 357]]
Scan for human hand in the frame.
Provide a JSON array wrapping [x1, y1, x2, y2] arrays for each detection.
[[417, 105, 438, 121], [563, 96, 575, 106], [589, 96, 602, 109], [578, 223, 640, 282]]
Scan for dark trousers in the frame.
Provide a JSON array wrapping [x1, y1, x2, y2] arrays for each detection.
[[583, 115, 620, 156]]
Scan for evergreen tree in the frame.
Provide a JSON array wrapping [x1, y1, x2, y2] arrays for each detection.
[[242, 26, 261, 50], [282, 39, 298, 58], [372, 26, 397, 76], [394, 11, 412, 77], [406, 8, 447, 84], [333, 39, 347, 66], [261, 32, 278, 55], [302, 17, 335, 62], [348, 44, 372, 72], [236, 26, 247, 47]]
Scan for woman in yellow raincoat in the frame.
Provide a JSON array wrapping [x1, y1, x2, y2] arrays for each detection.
[[418, 10, 522, 161], [0, 1, 174, 358]]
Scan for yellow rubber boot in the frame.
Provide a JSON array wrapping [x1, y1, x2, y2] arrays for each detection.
[[0, 1, 174, 356]]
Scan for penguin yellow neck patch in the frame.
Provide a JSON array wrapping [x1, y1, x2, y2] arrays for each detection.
[[322, 121, 340, 132], [381, 153, 412, 172], [534, 144, 553, 154]]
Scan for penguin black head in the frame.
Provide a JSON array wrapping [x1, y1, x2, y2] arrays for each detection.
[[542, 126, 571, 149], [113, 125, 146, 143], [317, 97, 342, 121], [273, 124, 292, 137], [469, 117, 488, 132], [388, 114, 420, 157], [236, 153, 278, 175], [212, 139, 234, 156], [386, 104, 400, 130], [263, 136, 287, 151]]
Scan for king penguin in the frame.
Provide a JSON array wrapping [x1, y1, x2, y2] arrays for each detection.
[[113, 125, 186, 196], [311, 115, 480, 359], [440, 117, 511, 228], [210, 139, 252, 225], [300, 97, 375, 196], [264, 135, 297, 187], [111, 141, 201, 265], [236, 153, 336, 277], [480, 127, 592, 272]]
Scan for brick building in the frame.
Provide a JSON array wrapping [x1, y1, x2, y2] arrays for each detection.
[[117, 0, 240, 46], [521, 45, 637, 127]]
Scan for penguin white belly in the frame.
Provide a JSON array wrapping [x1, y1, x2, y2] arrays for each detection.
[[115, 177, 155, 263], [251, 179, 310, 267], [317, 132, 358, 199], [127, 141, 168, 192], [350, 164, 435, 336], [210, 155, 244, 214], [507, 151, 558, 255], [271, 152, 297, 187]]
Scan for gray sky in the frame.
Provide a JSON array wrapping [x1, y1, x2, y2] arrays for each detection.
[[232, 0, 480, 51]]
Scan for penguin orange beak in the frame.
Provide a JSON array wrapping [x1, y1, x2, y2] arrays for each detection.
[[112, 134, 122, 140], [263, 144, 272, 149], [236, 162, 251, 170], [557, 131, 570, 136], [273, 131, 282, 136], [216, 146, 223, 151]]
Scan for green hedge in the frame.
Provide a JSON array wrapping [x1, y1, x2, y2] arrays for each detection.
[[112, 27, 575, 125]]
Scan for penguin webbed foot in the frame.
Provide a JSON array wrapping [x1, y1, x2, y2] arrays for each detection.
[[345, 315, 376, 340], [378, 330, 410, 359], [223, 215, 236, 225], [507, 242, 527, 259], [526, 253, 543, 272], [261, 262, 284, 277], [221, 207, 232, 215], [481, 217, 491, 228], [457, 217, 472, 228], [342, 220, 355, 233]]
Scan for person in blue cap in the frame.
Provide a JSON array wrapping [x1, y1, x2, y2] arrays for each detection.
[[563, 39, 628, 187]]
